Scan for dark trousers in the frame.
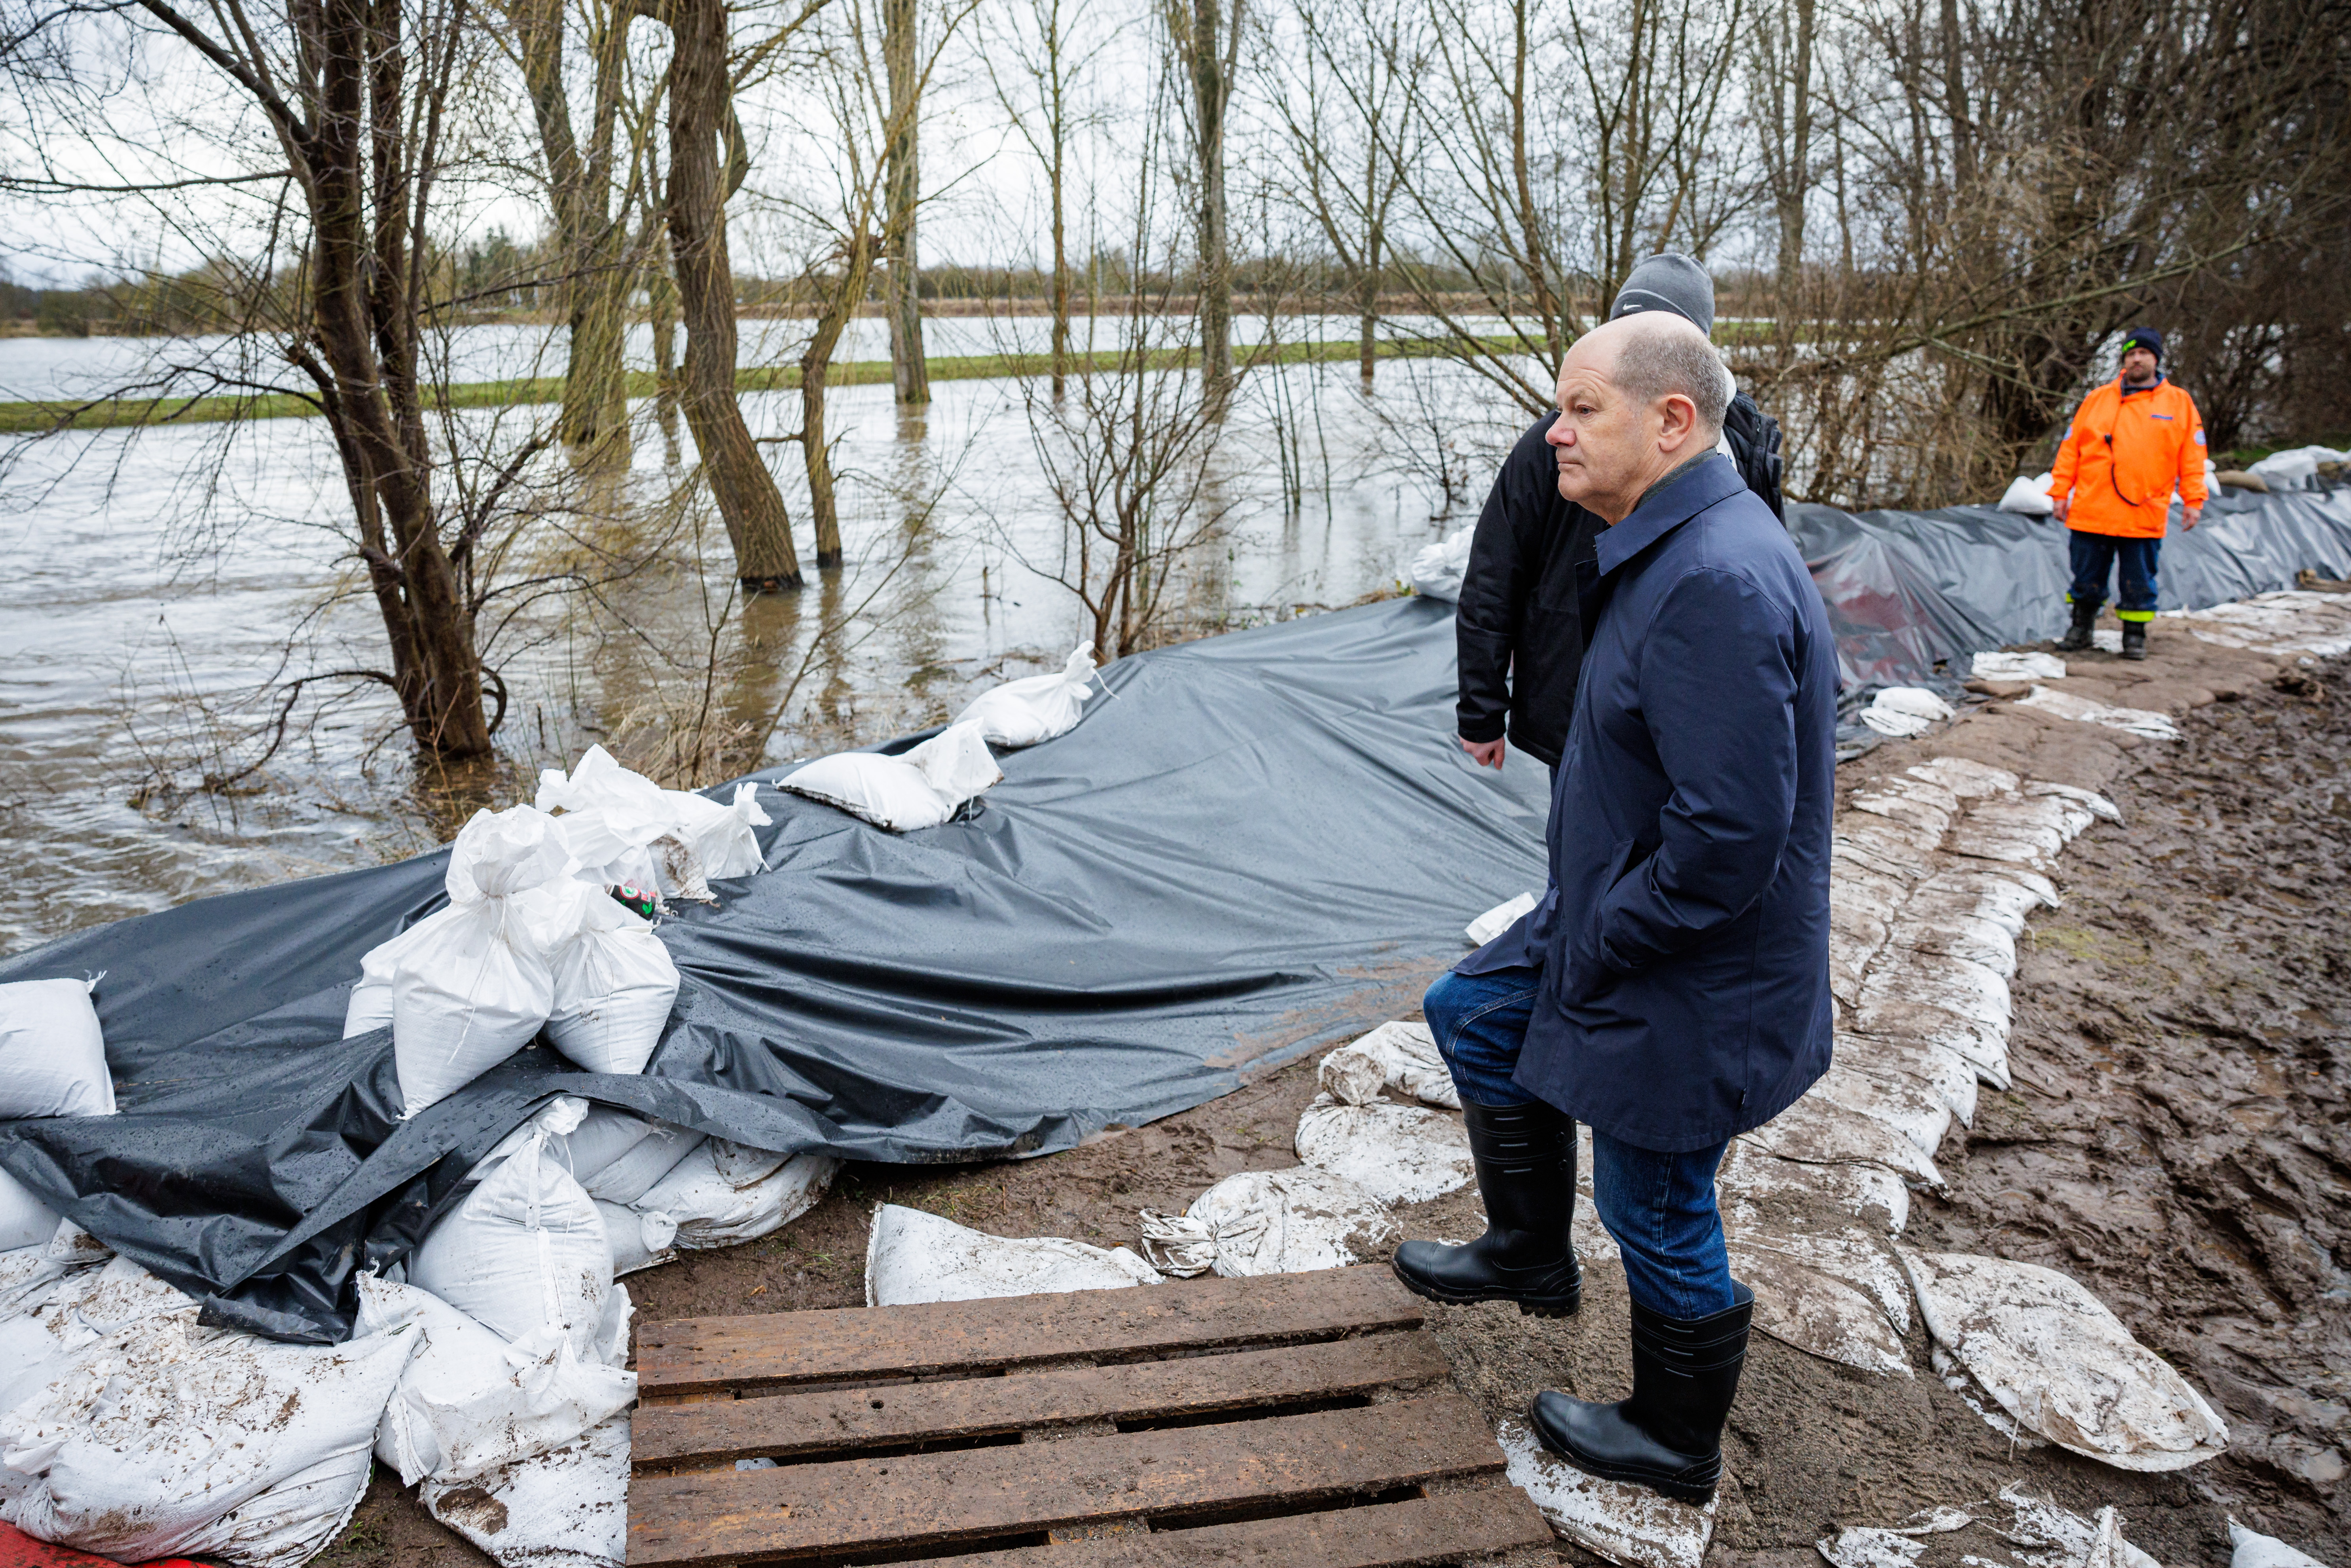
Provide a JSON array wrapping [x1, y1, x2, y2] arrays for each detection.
[[2067, 531, 2162, 621], [1421, 966, 1737, 1318]]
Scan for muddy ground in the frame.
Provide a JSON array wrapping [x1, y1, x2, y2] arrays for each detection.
[[320, 616, 2350, 1568]]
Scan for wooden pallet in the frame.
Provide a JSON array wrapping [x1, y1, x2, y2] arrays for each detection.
[[629, 1264, 1549, 1567]]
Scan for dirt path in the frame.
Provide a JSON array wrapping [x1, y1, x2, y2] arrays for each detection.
[[322, 613, 2350, 1568]]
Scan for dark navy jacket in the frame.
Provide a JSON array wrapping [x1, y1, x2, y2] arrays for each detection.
[[1460, 454, 1836, 1150]]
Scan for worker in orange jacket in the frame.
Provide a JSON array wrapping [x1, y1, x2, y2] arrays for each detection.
[[2046, 327, 2206, 660]]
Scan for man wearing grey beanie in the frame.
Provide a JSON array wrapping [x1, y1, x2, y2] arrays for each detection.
[[1452, 254, 1785, 777]]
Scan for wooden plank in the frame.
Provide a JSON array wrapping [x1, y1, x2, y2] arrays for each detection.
[[915, 1488, 1554, 1567], [626, 1394, 1503, 1567], [636, 1265, 1423, 1400], [633, 1334, 1450, 1470]]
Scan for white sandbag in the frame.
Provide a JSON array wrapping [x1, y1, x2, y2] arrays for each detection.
[[410, 1103, 613, 1359], [42, 1219, 109, 1268], [1899, 1249, 2230, 1470], [1849, 997, 2010, 1088], [0, 1168, 58, 1255], [542, 887, 679, 1075], [1729, 1227, 1912, 1336], [1319, 1020, 1460, 1109], [1972, 650, 2067, 681], [1996, 473, 2057, 514], [560, 1108, 658, 1189], [1849, 773, 1961, 836], [1294, 1094, 1473, 1205], [2248, 444, 2349, 489], [1835, 1032, 1979, 1126], [0, 1295, 417, 1568], [1718, 1142, 1909, 1236], [1811, 1060, 1952, 1158], [954, 642, 1098, 748], [865, 1203, 1159, 1306], [392, 805, 571, 1117], [1909, 756, 2022, 797], [355, 1274, 635, 1488], [666, 781, 772, 881], [2229, 1518, 2331, 1568], [1859, 687, 1954, 738], [1498, 1416, 1715, 1568], [2014, 685, 2182, 740], [1739, 1093, 1943, 1189], [0, 1255, 186, 1418], [0, 978, 114, 1119], [597, 1202, 679, 1276], [1887, 908, 2018, 978], [783, 720, 1004, 832], [1407, 525, 1474, 602], [1858, 950, 2012, 1033], [343, 911, 444, 1037], [580, 1120, 705, 1205], [422, 1411, 628, 1568], [1465, 891, 1537, 947], [632, 1142, 839, 1249], [537, 745, 705, 901], [1139, 1168, 1396, 1278]]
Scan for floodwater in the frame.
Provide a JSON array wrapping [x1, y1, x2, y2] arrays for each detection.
[[0, 327, 1517, 957]]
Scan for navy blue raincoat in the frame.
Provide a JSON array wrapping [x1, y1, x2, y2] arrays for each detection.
[[1460, 454, 1837, 1150]]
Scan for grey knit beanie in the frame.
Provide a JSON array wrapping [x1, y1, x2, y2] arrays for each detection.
[[1610, 253, 1716, 337]]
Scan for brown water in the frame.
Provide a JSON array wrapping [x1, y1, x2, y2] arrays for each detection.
[[0, 353, 1500, 957]]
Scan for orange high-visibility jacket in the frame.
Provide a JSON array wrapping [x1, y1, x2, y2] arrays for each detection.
[[2048, 377, 2207, 538]]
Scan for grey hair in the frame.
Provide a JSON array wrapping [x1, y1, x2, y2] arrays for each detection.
[[1611, 315, 1732, 435]]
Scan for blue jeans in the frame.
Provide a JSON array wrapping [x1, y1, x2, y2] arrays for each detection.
[[2068, 531, 2162, 620], [1422, 966, 1737, 1318]]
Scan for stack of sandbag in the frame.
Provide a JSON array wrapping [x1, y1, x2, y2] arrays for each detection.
[[1293, 1043, 1473, 1206], [538, 882, 680, 1075], [0, 1254, 417, 1568], [0, 977, 118, 1250], [537, 744, 774, 902], [954, 642, 1098, 747], [783, 720, 1003, 832]]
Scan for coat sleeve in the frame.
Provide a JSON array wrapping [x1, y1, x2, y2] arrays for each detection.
[[2179, 395, 2209, 507], [1454, 418, 1551, 744], [1593, 565, 1801, 971], [2049, 405, 2085, 504]]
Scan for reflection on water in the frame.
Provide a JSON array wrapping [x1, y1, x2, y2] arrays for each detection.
[[0, 353, 1516, 957]]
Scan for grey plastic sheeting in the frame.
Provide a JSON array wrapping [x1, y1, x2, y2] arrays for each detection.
[[4, 487, 2347, 1342]]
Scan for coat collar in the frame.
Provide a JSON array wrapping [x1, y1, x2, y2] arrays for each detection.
[[1593, 453, 1747, 578]]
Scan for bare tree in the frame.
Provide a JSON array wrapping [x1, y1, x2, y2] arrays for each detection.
[[982, 0, 1108, 398], [880, 0, 929, 404], [1164, 0, 1241, 406]]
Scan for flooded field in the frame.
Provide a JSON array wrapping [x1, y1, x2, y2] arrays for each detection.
[[0, 333, 1513, 956]]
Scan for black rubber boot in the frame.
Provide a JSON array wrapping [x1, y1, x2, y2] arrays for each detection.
[[2056, 599, 2098, 652], [1391, 1100, 1581, 1317], [2120, 621, 2148, 660], [1527, 1283, 1753, 1504]]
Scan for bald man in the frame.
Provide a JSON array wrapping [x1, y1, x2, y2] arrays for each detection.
[[1392, 313, 1837, 1505]]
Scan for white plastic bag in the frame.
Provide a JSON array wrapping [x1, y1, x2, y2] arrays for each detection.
[[783, 720, 1004, 832], [410, 1100, 614, 1360], [1407, 525, 1474, 602], [422, 1411, 629, 1568], [1996, 474, 2056, 514], [633, 1142, 839, 1249], [0, 978, 114, 1119], [542, 887, 679, 1075], [392, 806, 572, 1117], [538, 745, 705, 901], [666, 781, 772, 881], [355, 1274, 635, 1488], [1139, 1168, 1396, 1278], [955, 643, 1098, 748], [1858, 688, 1954, 738], [0, 1168, 59, 1254], [0, 1294, 417, 1568], [580, 1120, 705, 1205], [1970, 650, 2067, 681], [865, 1204, 1160, 1306], [1466, 891, 1537, 947]]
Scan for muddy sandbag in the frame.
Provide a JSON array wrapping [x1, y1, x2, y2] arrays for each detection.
[[1849, 774, 1961, 838], [1835, 1032, 1978, 1127], [783, 721, 1004, 833], [422, 1411, 628, 1568], [631, 1142, 838, 1249], [2228, 1518, 2331, 1568], [355, 1274, 634, 1488], [0, 1172, 57, 1257], [392, 806, 571, 1117], [1294, 1093, 1473, 1205], [1860, 688, 1953, 738], [1318, 1020, 1460, 1109], [1971, 651, 2066, 681], [1811, 1059, 1952, 1158], [2013, 686, 2182, 741], [954, 642, 1097, 748], [540, 886, 679, 1076], [0, 978, 113, 1120], [1498, 1416, 1716, 1568], [865, 1204, 1159, 1306], [1739, 1094, 1943, 1189], [1717, 1142, 1909, 1236], [1725, 1243, 1910, 1378], [1138, 1168, 1396, 1278], [0, 1255, 182, 1416], [1729, 1227, 1911, 1335], [0, 1288, 416, 1568], [1849, 994, 2011, 1089], [411, 1100, 614, 1360], [1899, 1249, 2230, 1470]]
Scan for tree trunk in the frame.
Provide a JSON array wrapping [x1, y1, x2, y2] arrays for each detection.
[[1178, 0, 1234, 404], [1771, 0, 1814, 320], [664, 0, 803, 590], [1050, 129, 1069, 398], [642, 195, 684, 464], [800, 231, 879, 568], [882, 0, 931, 405]]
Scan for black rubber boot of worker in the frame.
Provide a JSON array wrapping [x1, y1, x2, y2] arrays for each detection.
[[1390, 1099, 1581, 1317], [1528, 1284, 1754, 1505], [2057, 599, 2098, 652], [2121, 622, 2148, 660]]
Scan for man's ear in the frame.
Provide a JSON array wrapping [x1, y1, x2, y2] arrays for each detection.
[[1656, 392, 1699, 453]]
